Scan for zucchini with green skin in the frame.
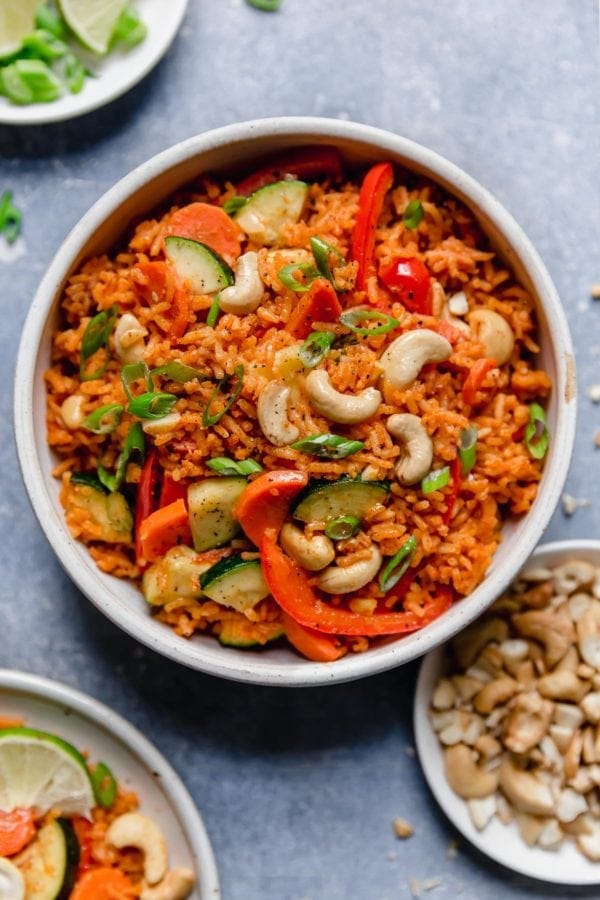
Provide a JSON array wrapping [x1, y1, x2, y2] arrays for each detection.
[[201, 554, 270, 613], [142, 545, 213, 606], [218, 619, 284, 648], [164, 236, 233, 294], [65, 482, 132, 543], [188, 477, 246, 552], [14, 818, 79, 900], [234, 180, 309, 245], [292, 478, 389, 525]]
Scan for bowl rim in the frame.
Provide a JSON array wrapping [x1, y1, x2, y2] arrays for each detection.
[[14, 116, 577, 686], [0, 668, 220, 897]]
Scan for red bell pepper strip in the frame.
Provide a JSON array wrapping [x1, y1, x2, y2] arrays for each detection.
[[442, 456, 462, 525], [159, 473, 189, 508], [138, 498, 192, 563], [281, 612, 346, 662], [285, 277, 342, 339], [0, 807, 36, 856], [462, 358, 496, 405], [261, 533, 452, 635], [135, 449, 160, 567], [167, 202, 242, 264], [72, 817, 94, 872], [378, 256, 432, 314], [234, 470, 308, 546], [351, 161, 394, 292], [235, 146, 343, 196]]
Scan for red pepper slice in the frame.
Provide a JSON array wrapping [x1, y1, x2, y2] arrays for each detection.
[[462, 358, 496, 405], [135, 449, 160, 568], [285, 277, 342, 339], [235, 146, 343, 196], [159, 473, 189, 508], [234, 470, 309, 546], [261, 533, 452, 635], [442, 456, 462, 525], [378, 256, 432, 314], [72, 816, 94, 872], [280, 612, 346, 662], [350, 161, 394, 293]]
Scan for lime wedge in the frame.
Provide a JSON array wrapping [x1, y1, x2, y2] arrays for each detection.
[[0, 0, 39, 58], [58, 0, 127, 55], [0, 727, 94, 818]]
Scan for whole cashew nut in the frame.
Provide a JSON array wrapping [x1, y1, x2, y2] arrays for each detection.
[[444, 743, 498, 799], [218, 251, 264, 315], [140, 868, 196, 900], [106, 812, 168, 885], [512, 609, 575, 668], [257, 380, 299, 446], [0, 858, 25, 900], [317, 544, 382, 594], [498, 759, 554, 816], [280, 523, 335, 571], [386, 413, 433, 485], [379, 329, 452, 390], [467, 309, 514, 366], [305, 369, 381, 424]]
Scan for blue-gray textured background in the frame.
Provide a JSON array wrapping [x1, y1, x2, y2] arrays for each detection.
[[1, 1, 599, 897]]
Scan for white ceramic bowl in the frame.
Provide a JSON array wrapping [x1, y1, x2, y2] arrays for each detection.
[[414, 540, 600, 886], [14, 117, 576, 686], [0, 669, 220, 897]]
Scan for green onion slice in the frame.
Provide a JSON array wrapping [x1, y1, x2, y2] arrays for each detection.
[[70, 472, 108, 493], [0, 191, 22, 244], [22, 29, 67, 61], [128, 392, 177, 420], [80, 305, 118, 381], [299, 330, 335, 368], [98, 423, 145, 492], [53, 52, 87, 95], [379, 535, 418, 592], [525, 403, 549, 460], [110, 4, 148, 49], [223, 196, 247, 215], [206, 294, 220, 328], [151, 362, 206, 383], [35, 4, 68, 38], [0, 59, 63, 105], [121, 361, 154, 401], [278, 262, 320, 293], [403, 199, 424, 229], [207, 456, 263, 476], [82, 403, 124, 435], [458, 426, 477, 474], [339, 307, 400, 336], [421, 466, 450, 495], [90, 761, 117, 809], [291, 433, 365, 459], [310, 236, 346, 288], [325, 515, 361, 541], [203, 365, 244, 427]]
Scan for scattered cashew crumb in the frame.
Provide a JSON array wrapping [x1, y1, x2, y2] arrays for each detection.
[[422, 878, 442, 892], [409, 877, 422, 898], [446, 839, 459, 859], [590, 283, 600, 300], [595, 432, 600, 450], [587, 384, 600, 403], [404, 745, 416, 757], [393, 817, 414, 839], [562, 493, 592, 517]]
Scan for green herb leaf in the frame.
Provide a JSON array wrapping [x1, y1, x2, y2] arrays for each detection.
[[458, 426, 477, 474], [206, 456, 263, 477], [291, 433, 365, 459], [82, 403, 124, 434], [110, 4, 147, 48], [80, 305, 118, 381], [97, 423, 145, 492], [525, 403, 549, 460], [299, 330, 335, 368], [278, 262, 320, 293], [128, 392, 177, 420], [121, 361, 153, 401], [403, 200, 424, 229], [90, 761, 117, 809], [339, 307, 400, 336], [0, 191, 22, 244], [325, 515, 361, 541], [379, 535, 417, 592], [203, 365, 244, 427], [223, 196, 247, 215], [421, 466, 450, 495]]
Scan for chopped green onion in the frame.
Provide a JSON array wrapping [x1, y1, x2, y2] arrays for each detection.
[[70, 472, 108, 493], [80, 305, 118, 381], [0, 60, 62, 104], [35, 5, 68, 40], [90, 761, 117, 809], [299, 330, 335, 368], [151, 362, 206, 383], [110, 4, 147, 49], [0, 191, 22, 244], [403, 199, 424, 229], [458, 426, 477, 474], [421, 466, 450, 495], [121, 361, 153, 401], [278, 262, 320, 293], [525, 403, 549, 460], [339, 307, 400, 336], [207, 456, 263, 476], [310, 236, 346, 288], [247, 0, 281, 9], [223, 196, 247, 215], [98, 423, 145, 492], [325, 515, 361, 541], [203, 365, 244, 427], [21, 29, 67, 61], [82, 403, 124, 434], [379, 535, 418, 592], [291, 433, 365, 459], [128, 392, 177, 420], [52, 52, 87, 94], [207, 294, 220, 328]]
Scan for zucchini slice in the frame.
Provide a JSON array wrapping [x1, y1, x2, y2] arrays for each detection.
[[65, 482, 132, 543], [142, 545, 213, 606], [292, 478, 389, 525], [14, 818, 79, 900], [218, 619, 284, 648], [234, 180, 309, 245], [164, 236, 233, 294], [201, 554, 270, 612], [188, 477, 246, 552]]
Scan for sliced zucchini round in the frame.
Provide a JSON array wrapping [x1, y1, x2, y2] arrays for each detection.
[[188, 477, 246, 552], [234, 180, 309, 245], [292, 478, 389, 525], [201, 554, 270, 613], [142, 545, 214, 606], [14, 818, 79, 900], [164, 236, 233, 294]]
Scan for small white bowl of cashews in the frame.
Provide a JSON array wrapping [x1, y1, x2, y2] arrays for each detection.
[[0, 669, 220, 897], [14, 117, 576, 686]]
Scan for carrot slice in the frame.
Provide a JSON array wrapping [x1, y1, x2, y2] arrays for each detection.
[[138, 498, 192, 563], [285, 278, 342, 339], [167, 202, 242, 264], [0, 808, 36, 856], [0, 716, 24, 728], [70, 867, 137, 900], [281, 612, 346, 662], [234, 470, 308, 546]]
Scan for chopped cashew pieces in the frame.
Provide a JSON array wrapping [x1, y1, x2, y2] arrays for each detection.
[[305, 369, 381, 424], [430, 558, 600, 858], [106, 812, 168, 886]]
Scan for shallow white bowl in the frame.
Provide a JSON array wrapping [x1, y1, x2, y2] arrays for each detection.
[[0, 669, 220, 897], [414, 540, 600, 886], [14, 117, 576, 686]]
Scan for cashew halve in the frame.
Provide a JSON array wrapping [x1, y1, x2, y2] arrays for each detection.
[[317, 545, 382, 594], [0, 858, 25, 900], [60, 394, 86, 429], [280, 523, 335, 571], [444, 743, 498, 799], [473, 677, 518, 715], [140, 868, 196, 900], [512, 608, 574, 668], [467, 309, 514, 366], [386, 414, 433, 485], [114, 312, 148, 363], [257, 380, 299, 446], [379, 329, 452, 390], [498, 760, 554, 816], [218, 251, 264, 315], [305, 369, 381, 424], [106, 812, 168, 885]]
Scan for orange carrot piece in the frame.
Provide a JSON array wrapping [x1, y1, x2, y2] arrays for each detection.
[[167, 201, 242, 264], [0, 716, 24, 728], [138, 498, 192, 563], [0, 808, 36, 856], [134, 260, 191, 337], [281, 612, 346, 662], [285, 278, 342, 339], [70, 867, 137, 900], [234, 470, 308, 546]]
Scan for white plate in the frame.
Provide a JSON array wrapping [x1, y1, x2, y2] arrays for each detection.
[[0, 669, 220, 898], [414, 540, 600, 886], [0, 0, 188, 125]]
